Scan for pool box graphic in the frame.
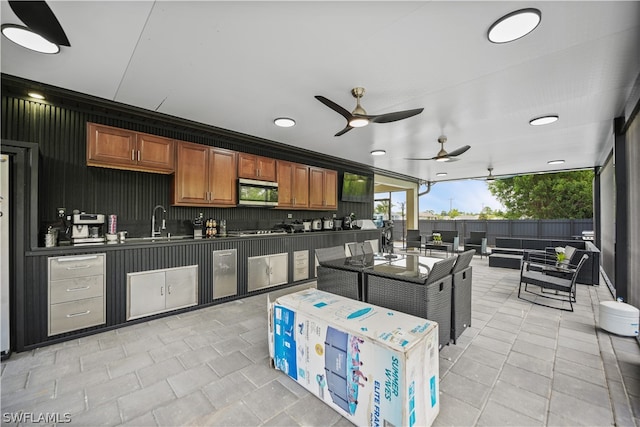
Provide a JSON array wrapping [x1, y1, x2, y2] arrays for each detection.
[[268, 288, 439, 426]]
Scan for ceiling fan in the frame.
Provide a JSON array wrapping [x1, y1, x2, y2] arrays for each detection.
[[485, 167, 496, 182], [315, 87, 424, 137], [406, 136, 470, 162], [7, 0, 70, 46]]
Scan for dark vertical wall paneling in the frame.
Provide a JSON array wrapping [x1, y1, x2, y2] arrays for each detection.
[[21, 230, 381, 349], [1, 80, 375, 239]]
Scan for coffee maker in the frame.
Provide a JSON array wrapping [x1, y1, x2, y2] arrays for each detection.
[[71, 212, 106, 245]]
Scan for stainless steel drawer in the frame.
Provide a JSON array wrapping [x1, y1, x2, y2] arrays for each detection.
[[50, 254, 105, 280], [50, 275, 104, 304], [49, 296, 105, 336]]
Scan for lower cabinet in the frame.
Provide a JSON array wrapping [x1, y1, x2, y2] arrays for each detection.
[[293, 250, 309, 282], [127, 265, 198, 320], [48, 254, 106, 336], [247, 253, 288, 292], [212, 249, 238, 299]]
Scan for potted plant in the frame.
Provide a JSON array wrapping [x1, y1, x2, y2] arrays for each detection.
[[432, 233, 442, 245]]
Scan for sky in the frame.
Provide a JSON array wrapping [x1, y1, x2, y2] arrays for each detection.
[[376, 179, 505, 215]]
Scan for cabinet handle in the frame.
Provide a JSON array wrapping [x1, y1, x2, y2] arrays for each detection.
[[160, 286, 164, 296], [137, 150, 141, 162], [132, 149, 135, 161], [168, 285, 172, 295], [66, 310, 91, 318], [256, 169, 259, 177], [57, 255, 98, 263], [65, 265, 92, 271], [66, 286, 91, 292]]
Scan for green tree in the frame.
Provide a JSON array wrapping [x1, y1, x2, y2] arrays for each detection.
[[448, 208, 460, 218], [374, 200, 390, 216], [488, 170, 593, 219]]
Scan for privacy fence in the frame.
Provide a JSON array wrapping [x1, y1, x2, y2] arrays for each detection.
[[391, 219, 594, 247]]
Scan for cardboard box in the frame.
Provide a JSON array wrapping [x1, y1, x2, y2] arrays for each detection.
[[268, 288, 439, 427]]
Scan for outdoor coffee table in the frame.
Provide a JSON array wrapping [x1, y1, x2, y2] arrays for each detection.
[[424, 241, 451, 257]]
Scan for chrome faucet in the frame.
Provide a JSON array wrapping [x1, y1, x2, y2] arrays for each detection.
[[151, 205, 167, 238]]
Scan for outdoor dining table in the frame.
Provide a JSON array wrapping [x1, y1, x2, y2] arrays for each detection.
[[317, 253, 440, 301]]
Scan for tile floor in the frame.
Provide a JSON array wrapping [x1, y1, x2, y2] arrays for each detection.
[[1, 256, 639, 426]]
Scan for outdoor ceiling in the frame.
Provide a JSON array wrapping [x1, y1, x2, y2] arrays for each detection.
[[2, 1, 639, 184]]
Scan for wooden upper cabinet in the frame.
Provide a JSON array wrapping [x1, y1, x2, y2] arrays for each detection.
[[171, 141, 237, 207], [276, 161, 309, 209], [136, 133, 175, 172], [238, 153, 277, 181], [308, 167, 337, 210], [86, 122, 174, 174], [209, 147, 237, 206]]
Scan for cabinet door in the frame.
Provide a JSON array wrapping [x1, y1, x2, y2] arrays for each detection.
[[87, 123, 136, 169], [165, 266, 198, 310], [323, 169, 338, 209], [247, 256, 270, 292], [292, 164, 309, 207], [308, 167, 326, 209], [209, 148, 237, 205], [136, 133, 174, 173], [257, 156, 277, 181], [172, 141, 211, 205], [238, 153, 276, 181], [238, 153, 258, 179], [276, 161, 294, 207], [269, 253, 289, 286], [127, 271, 166, 320]]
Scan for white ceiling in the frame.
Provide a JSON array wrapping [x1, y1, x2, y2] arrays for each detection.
[[2, 1, 639, 184]]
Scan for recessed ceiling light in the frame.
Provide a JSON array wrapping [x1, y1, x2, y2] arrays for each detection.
[[530, 115, 558, 126], [1, 24, 60, 54], [28, 92, 45, 100], [370, 150, 386, 156], [274, 117, 295, 128], [488, 8, 541, 43], [548, 159, 565, 165], [436, 172, 447, 177]]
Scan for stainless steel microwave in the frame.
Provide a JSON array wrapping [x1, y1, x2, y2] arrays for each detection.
[[238, 178, 279, 207]]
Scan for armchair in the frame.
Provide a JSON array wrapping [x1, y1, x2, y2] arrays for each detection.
[[450, 250, 475, 343], [316, 246, 362, 300], [464, 231, 487, 258], [366, 256, 457, 349], [518, 253, 589, 311], [406, 229, 422, 252]]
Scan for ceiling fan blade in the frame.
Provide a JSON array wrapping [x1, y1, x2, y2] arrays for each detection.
[[334, 126, 354, 137], [9, 0, 70, 46], [446, 145, 471, 157], [315, 96, 353, 121], [405, 157, 437, 161], [368, 108, 424, 124]]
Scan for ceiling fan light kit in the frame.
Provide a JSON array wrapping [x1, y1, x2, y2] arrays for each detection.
[[488, 8, 541, 43]]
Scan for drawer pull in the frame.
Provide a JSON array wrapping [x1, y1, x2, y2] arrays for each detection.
[[66, 286, 91, 292], [66, 310, 91, 318], [65, 265, 93, 271], [57, 255, 99, 263]]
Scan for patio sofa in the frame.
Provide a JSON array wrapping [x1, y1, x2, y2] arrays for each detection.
[[431, 230, 460, 253], [488, 237, 600, 285]]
